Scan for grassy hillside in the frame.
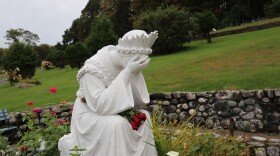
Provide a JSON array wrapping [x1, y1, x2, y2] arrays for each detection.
[[212, 17, 280, 34], [0, 27, 280, 112]]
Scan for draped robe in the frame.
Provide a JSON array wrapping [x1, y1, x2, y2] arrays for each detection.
[[58, 45, 157, 156]]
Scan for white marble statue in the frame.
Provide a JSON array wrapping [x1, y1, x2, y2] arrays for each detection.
[[58, 30, 158, 156]]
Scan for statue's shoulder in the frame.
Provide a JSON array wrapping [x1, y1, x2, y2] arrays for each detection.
[[77, 60, 113, 87]]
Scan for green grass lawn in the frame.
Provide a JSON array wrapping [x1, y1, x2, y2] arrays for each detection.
[[212, 17, 280, 34], [0, 27, 280, 112]]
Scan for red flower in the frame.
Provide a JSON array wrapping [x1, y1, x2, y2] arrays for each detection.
[[132, 116, 141, 123], [49, 87, 57, 93], [50, 112, 56, 116], [26, 101, 33, 106], [137, 112, 146, 121], [54, 118, 65, 125], [131, 122, 139, 130], [20, 146, 28, 151], [32, 108, 41, 113]]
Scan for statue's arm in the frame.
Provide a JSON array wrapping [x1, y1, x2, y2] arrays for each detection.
[[81, 71, 134, 115]]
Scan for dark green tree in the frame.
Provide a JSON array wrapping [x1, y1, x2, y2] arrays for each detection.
[[85, 16, 118, 56], [265, 0, 280, 17], [4, 28, 40, 46], [46, 47, 66, 68], [194, 11, 219, 43], [2, 42, 37, 78], [34, 44, 51, 66], [65, 42, 88, 69], [134, 6, 196, 54]]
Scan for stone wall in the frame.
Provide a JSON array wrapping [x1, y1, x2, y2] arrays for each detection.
[[148, 89, 280, 133]]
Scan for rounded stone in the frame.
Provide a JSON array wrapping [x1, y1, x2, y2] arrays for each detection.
[[227, 100, 237, 107], [179, 111, 188, 122], [182, 103, 189, 110], [177, 104, 182, 108], [256, 90, 264, 99], [52, 106, 62, 113], [164, 105, 177, 113], [189, 109, 196, 115], [244, 105, 254, 112], [241, 112, 255, 120], [241, 91, 255, 97], [267, 147, 279, 156], [244, 99, 255, 105], [255, 148, 266, 156], [179, 98, 187, 104], [176, 109, 181, 114], [213, 102, 230, 111], [61, 112, 70, 117], [268, 139, 280, 143], [203, 112, 208, 118], [238, 101, 245, 107], [170, 99, 179, 105], [262, 97, 270, 103], [252, 136, 267, 142], [217, 111, 232, 118], [205, 104, 211, 110], [198, 98, 206, 103], [167, 113, 177, 122], [232, 107, 241, 115], [256, 114, 263, 120], [164, 92, 172, 99], [198, 105, 205, 112], [275, 90, 280, 97], [162, 100, 171, 106], [208, 108, 216, 116], [267, 90, 275, 99], [196, 112, 202, 117], [186, 93, 196, 100], [189, 101, 198, 109]]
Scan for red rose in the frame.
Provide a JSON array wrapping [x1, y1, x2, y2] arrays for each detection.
[[132, 116, 141, 123], [49, 87, 57, 93], [137, 112, 146, 121], [20, 146, 28, 151], [26, 101, 33, 106], [131, 122, 139, 130], [50, 112, 56, 116], [32, 108, 41, 113]]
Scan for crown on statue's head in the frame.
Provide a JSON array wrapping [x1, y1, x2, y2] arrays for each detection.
[[117, 30, 158, 55]]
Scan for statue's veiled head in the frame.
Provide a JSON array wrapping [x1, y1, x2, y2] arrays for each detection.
[[116, 30, 158, 68]]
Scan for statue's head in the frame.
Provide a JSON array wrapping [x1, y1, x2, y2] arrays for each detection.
[[117, 30, 158, 56]]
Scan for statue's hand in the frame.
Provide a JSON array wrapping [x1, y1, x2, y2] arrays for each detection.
[[125, 55, 150, 74]]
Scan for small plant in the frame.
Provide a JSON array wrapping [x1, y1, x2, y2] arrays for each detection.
[[150, 112, 250, 156], [41, 60, 55, 70], [16, 114, 70, 156], [0, 134, 16, 156], [2, 67, 22, 85]]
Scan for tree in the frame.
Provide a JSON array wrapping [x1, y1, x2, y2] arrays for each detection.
[[85, 16, 118, 56], [2, 42, 37, 78], [46, 47, 66, 68], [194, 11, 219, 43], [65, 42, 88, 69], [34, 44, 51, 66], [4, 28, 40, 46], [134, 6, 196, 54], [265, 0, 280, 17], [0, 48, 4, 66]]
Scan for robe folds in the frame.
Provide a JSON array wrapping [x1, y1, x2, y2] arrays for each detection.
[[58, 46, 157, 156]]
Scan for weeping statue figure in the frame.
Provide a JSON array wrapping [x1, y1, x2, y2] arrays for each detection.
[[58, 30, 158, 156]]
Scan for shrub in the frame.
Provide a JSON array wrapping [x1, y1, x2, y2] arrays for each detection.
[[65, 42, 88, 69], [133, 6, 195, 55], [85, 15, 118, 56], [194, 11, 219, 43], [46, 47, 66, 68], [264, 0, 280, 17], [2, 67, 22, 85], [41, 60, 55, 70], [2, 42, 37, 78]]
